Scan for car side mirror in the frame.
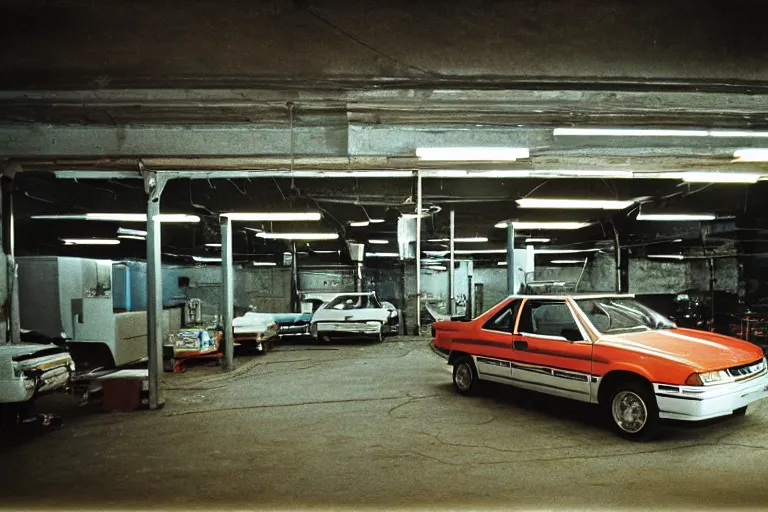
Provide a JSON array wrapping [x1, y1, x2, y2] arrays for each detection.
[[561, 328, 583, 342]]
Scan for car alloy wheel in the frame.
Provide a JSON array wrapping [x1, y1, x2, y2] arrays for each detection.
[[611, 390, 647, 434], [452, 358, 477, 395]]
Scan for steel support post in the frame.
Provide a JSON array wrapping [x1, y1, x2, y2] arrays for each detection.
[[220, 216, 234, 371], [506, 222, 516, 295], [144, 171, 167, 410], [448, 209, 455, 316], [415, 171, 422, 333]]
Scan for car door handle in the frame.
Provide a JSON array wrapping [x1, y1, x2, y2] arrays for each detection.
[[513, 340, 528, 350]]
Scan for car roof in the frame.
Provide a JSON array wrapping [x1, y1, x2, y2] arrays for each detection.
[[508, 293, 636, 300]]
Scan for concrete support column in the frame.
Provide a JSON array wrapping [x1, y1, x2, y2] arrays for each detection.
[[144, 171, 166, 410], [506, 222, 516, 295], [448, 209, 455, 316], [1, 171, 19, 345], [220, 216, 234, 371], [415, 171, 422, 333]]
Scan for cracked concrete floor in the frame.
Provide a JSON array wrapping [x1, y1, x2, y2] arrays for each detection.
[[2, 337, 768, 509]]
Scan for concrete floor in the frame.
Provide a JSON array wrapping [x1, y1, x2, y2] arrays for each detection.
[[2, 337, 768, 509]]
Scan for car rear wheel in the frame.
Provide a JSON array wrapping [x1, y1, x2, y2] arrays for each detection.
[[452, 356, 478, 395], [733, 406, 748, 416], [607, 380, 659, 441]]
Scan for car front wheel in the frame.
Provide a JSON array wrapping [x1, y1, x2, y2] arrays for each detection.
[[452, 357, 478, 395], [607, 380, 659, 441]]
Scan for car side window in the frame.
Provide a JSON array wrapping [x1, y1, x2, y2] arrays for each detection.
[[518, 300, 583, 341], [482, 300, 522, 333]]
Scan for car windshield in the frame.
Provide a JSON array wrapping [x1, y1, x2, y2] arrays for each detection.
[[575, 297, 675, 335]]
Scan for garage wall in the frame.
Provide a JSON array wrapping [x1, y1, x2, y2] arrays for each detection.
[[628, 258, 738, 295]]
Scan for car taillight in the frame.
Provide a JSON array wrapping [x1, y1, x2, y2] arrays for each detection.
[[685, 373, 703, 386]]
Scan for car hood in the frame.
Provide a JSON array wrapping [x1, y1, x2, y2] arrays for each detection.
[[598, 328, 764, 371]]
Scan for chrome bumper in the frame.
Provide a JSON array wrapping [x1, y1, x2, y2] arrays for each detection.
[[655, 371, 768, 421], [314, 321, 382, 336]]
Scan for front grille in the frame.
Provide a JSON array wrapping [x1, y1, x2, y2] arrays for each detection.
[[726, 358, 766, 378]]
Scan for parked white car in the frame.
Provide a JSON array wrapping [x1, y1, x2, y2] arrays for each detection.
[[310, 292, 398, 341], [232, 312, 279, 352], [0, 343, 75, 405]]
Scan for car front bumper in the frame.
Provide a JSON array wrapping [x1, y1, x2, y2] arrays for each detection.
[[655, 371, 768, 421], [313, 322, 382, 336]]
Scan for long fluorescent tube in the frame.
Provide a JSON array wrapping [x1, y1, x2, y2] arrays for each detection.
[[733, 149, 768, 162], [205, 243, 222, 248], [495, 221, 590, 230], [366, 252, 399, 258], [497, 261, 507, 266], [368, 239, 389, 245], [427, 237, 489, 243], [117, 235, 146, 241], [554, 128, 709, 137], [61, 238, 120, 246], [636, 213, 715, 221], [221, 212, 321, 221], [154, 214, 201, 223], [524, 238, 551, 243], [516, 198, 634, 210], [34, 213, 199, 223], [709, 131, 768, 138], [252, 262, 278, 267], [550, 259, 588, 264], [535, 248, 600, 254], [454, 249, 507, 255], [313, 250, 340, 254], [647, 254, 685, 260], [416, 147, 529, 161], [117, 227, 147, 236], [425, 265, 448, 271], [368, 218, 386, 224], [349, 221, 370, 227], [256, 232, 339, 241], [679, 172, 760, 184], [192, 256, 221, 263]]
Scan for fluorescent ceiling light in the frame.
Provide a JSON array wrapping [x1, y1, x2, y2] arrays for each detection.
[[221, 212, 321, 221], [495, 221, 590, 230], [117, 227, 147, 237], [647, 254, 685, 260], [552, 170, 634, 179], [349, 221, 370, 227], [87, 213, 147, 222], [678, 172, 760, 184], [192, 256, 221, 263], [516, 198, 635, 210], [554, 128, 709, 137], [366, 252, 399, 258], [425, 265, 447, 271], [524, 238, 551, 243], [205, 243, 222, 248], [427, 237, 489, 243], [153, 214, 201, 223], [61, 238, 120, 246], [368, 239, 389, 245], [535, 248, 600, 254], [368, 218, 386, 224], [497, 261, 507, 266], [256, 232, 340, 241], [252, 262, 277, 267], [733, 149, 768, 162], [636, 213, 716, 221], [117, 235, 146, 241], [550, 259, 587, 264], [708, 131, 768, 138], [35, 213, 199, 223], [455, 249, 507, 255], [416, 147, 529, 161], [313, 250, 339, 254]]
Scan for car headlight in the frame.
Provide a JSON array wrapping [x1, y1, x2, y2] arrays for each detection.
[[686, 370, 729, 385], [699, 370, 729, 384]]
